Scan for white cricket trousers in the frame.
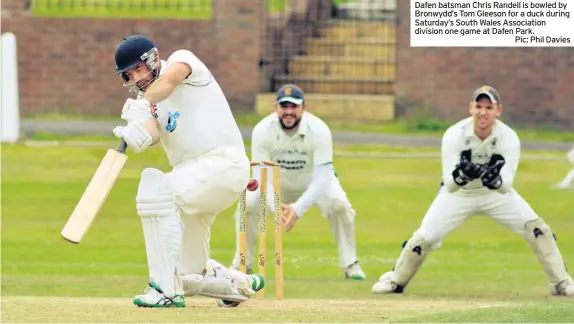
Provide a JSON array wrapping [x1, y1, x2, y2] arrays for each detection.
[[416, 187, 539, 246], [168, 146, 250, 276]]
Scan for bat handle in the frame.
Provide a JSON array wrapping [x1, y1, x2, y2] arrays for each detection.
[[115, 139, 128, 154]]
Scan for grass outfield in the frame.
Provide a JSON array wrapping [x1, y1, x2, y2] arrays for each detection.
[[2, 143, 574, 322]]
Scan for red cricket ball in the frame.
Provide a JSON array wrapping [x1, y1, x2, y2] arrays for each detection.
[[247, 179, 259, 191]]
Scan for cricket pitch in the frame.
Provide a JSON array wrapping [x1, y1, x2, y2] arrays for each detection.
[[1, 296, 514, 323]]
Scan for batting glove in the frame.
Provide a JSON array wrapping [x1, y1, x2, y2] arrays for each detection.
[[120, 98, 153, 123], [112, 121, 153, 153]]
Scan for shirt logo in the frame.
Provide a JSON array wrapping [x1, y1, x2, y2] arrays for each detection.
[[166, 111, 180, 133], [150, 105, 159, 119], [277, 159, 306, 170]]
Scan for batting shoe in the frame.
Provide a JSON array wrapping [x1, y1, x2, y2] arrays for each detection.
[[133, 282, 185, 308], [217, 273, 265, 308], [345, 261, 366, 280], [550, 278, 574, 296]]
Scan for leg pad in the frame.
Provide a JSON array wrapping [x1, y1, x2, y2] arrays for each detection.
[[136, 168, 183, 298], [524, 218, 570, 286], [391, 234, 432, 289]]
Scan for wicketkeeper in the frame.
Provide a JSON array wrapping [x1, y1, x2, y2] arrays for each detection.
[[372, 86, 573, 296]]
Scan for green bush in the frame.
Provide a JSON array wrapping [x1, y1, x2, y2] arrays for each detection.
[[30, 0, 213, 20], [408, 115, 450, 132], [268, 0, 355, 13]]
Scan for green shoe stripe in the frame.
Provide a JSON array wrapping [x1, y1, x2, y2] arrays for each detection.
[[133, 295, 185, 308]]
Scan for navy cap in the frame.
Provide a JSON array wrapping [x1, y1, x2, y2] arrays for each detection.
[[472, 85, 501, 104], [276, 84, 304, 105]]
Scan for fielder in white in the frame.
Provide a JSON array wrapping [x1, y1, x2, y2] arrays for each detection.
[[112, 35, 264, 308], [230, 84, 366, 280], [372, 85, 574, 296], [554, 147, 574, 189]]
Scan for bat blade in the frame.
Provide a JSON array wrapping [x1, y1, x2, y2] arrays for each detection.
[[61, 144, 128, 244]]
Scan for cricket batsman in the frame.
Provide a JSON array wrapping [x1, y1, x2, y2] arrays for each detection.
[[112, 35, 264, 308], [230, 84, 366, 280], [372, 86, 574, 296]]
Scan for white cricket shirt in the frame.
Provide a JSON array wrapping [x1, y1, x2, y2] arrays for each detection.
[[441, 117, 521, 194], [251, 111, 333, 193], [153, 50, 245, 166]]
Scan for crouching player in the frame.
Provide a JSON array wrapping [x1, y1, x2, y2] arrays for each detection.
[[230, 84, 365, 280], [372, 86, 573, 296], [112, 35, 264, 307]]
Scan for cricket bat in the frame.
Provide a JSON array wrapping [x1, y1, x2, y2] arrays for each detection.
[[61, 140, 129, 244]]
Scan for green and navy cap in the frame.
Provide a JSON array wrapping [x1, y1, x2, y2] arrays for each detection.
[[276, 84, 305, 105], [471, 85, 501, 104]]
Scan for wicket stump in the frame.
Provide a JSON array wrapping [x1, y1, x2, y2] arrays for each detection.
[[238, 160, 283, 300]]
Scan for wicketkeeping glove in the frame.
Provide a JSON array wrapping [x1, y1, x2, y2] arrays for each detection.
[[452, 149, 483, 186], [481, 154, 505, 190]]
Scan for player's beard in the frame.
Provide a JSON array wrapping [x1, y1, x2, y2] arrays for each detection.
[[136, 75, 155, 91], [279, 115, 301, 130]]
